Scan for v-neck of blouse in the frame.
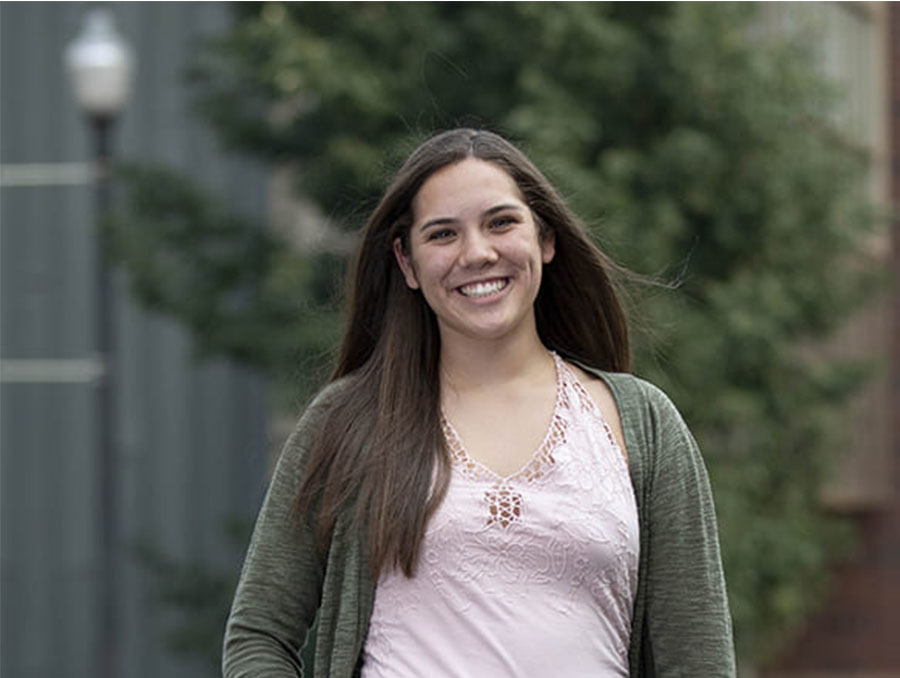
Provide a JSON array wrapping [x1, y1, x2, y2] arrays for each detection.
[[440, 352, 567, 485]]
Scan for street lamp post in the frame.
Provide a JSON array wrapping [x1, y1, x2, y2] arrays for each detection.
[[66, 10, 133, 678]]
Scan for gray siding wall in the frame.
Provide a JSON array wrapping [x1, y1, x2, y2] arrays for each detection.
[[1, 4, 270, 677]]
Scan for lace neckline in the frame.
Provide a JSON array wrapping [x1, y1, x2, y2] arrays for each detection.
[[440, 352, 566, 486]]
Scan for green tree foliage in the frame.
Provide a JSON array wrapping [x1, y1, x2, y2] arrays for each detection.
[[107, 163, 343, 390], [111, 2, 880, 665]]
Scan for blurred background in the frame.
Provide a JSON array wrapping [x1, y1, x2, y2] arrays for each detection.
[[0, 2, 896, 677]]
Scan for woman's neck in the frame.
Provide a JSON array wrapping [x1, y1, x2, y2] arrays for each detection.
[[438, 329, 554, 397]]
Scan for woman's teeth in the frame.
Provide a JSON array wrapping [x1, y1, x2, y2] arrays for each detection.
[[459, 279, 508, 298]]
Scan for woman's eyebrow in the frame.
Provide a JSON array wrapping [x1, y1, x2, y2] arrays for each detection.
[[482, 203, 525, 218], [419, 216, 458, 232]]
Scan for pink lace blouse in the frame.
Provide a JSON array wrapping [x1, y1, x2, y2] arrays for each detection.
[[361, 354, 640, 677]]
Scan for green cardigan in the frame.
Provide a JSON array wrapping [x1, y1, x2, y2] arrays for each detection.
[[223, 370, 736, 677]]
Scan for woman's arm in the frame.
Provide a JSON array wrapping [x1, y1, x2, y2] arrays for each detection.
[[640, 381, 736, 677], [222, 389, 335, 678]]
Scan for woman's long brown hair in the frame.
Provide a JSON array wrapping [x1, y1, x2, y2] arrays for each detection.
[[294, 129, 631, 578]]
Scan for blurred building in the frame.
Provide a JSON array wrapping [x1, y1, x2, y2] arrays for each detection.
[[761, 3, 900, 677], [1, 4, 268, 677]]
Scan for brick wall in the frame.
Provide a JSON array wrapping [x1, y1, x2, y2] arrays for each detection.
[[763, 509, 900, 675]]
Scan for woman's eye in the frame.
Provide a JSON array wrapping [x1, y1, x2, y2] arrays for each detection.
[[489, 216, 517, 230], [427, 228, 454, 241]]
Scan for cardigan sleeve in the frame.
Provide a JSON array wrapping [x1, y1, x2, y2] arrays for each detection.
[[222, 385, 338, 678], [639, 380, 736, 677]]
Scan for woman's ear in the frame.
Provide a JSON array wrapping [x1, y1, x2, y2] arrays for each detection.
[[533, 214, 555, 264], [540, 229, 556, 264], [393, 237, 420, 290]]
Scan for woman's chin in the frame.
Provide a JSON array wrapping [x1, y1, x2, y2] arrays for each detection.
[[437, 312, 534, 345]]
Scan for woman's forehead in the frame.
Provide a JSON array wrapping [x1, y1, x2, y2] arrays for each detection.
[[412, 159, 526, 223]]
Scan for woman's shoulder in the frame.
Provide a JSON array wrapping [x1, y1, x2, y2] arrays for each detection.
[[284, 374, 360, 443], [305, 373, 357, 411], [311, 366, 379, 409], [564, 361, 628, 453], [569, 362, 677, 416], [570, 364, 710, 509], [567, 361, 692, 458]]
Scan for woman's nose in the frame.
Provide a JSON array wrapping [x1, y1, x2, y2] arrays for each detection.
[[458, 231, 498, 267]]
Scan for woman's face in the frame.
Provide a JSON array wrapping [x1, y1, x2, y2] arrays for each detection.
[[393, 158, 555, 346]]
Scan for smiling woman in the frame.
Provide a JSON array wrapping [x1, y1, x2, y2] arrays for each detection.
[[393, 158, 555, 347], [223, 129, 736, 678]]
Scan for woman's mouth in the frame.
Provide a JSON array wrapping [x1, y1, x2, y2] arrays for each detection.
[[457, 278, 509, 298]]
